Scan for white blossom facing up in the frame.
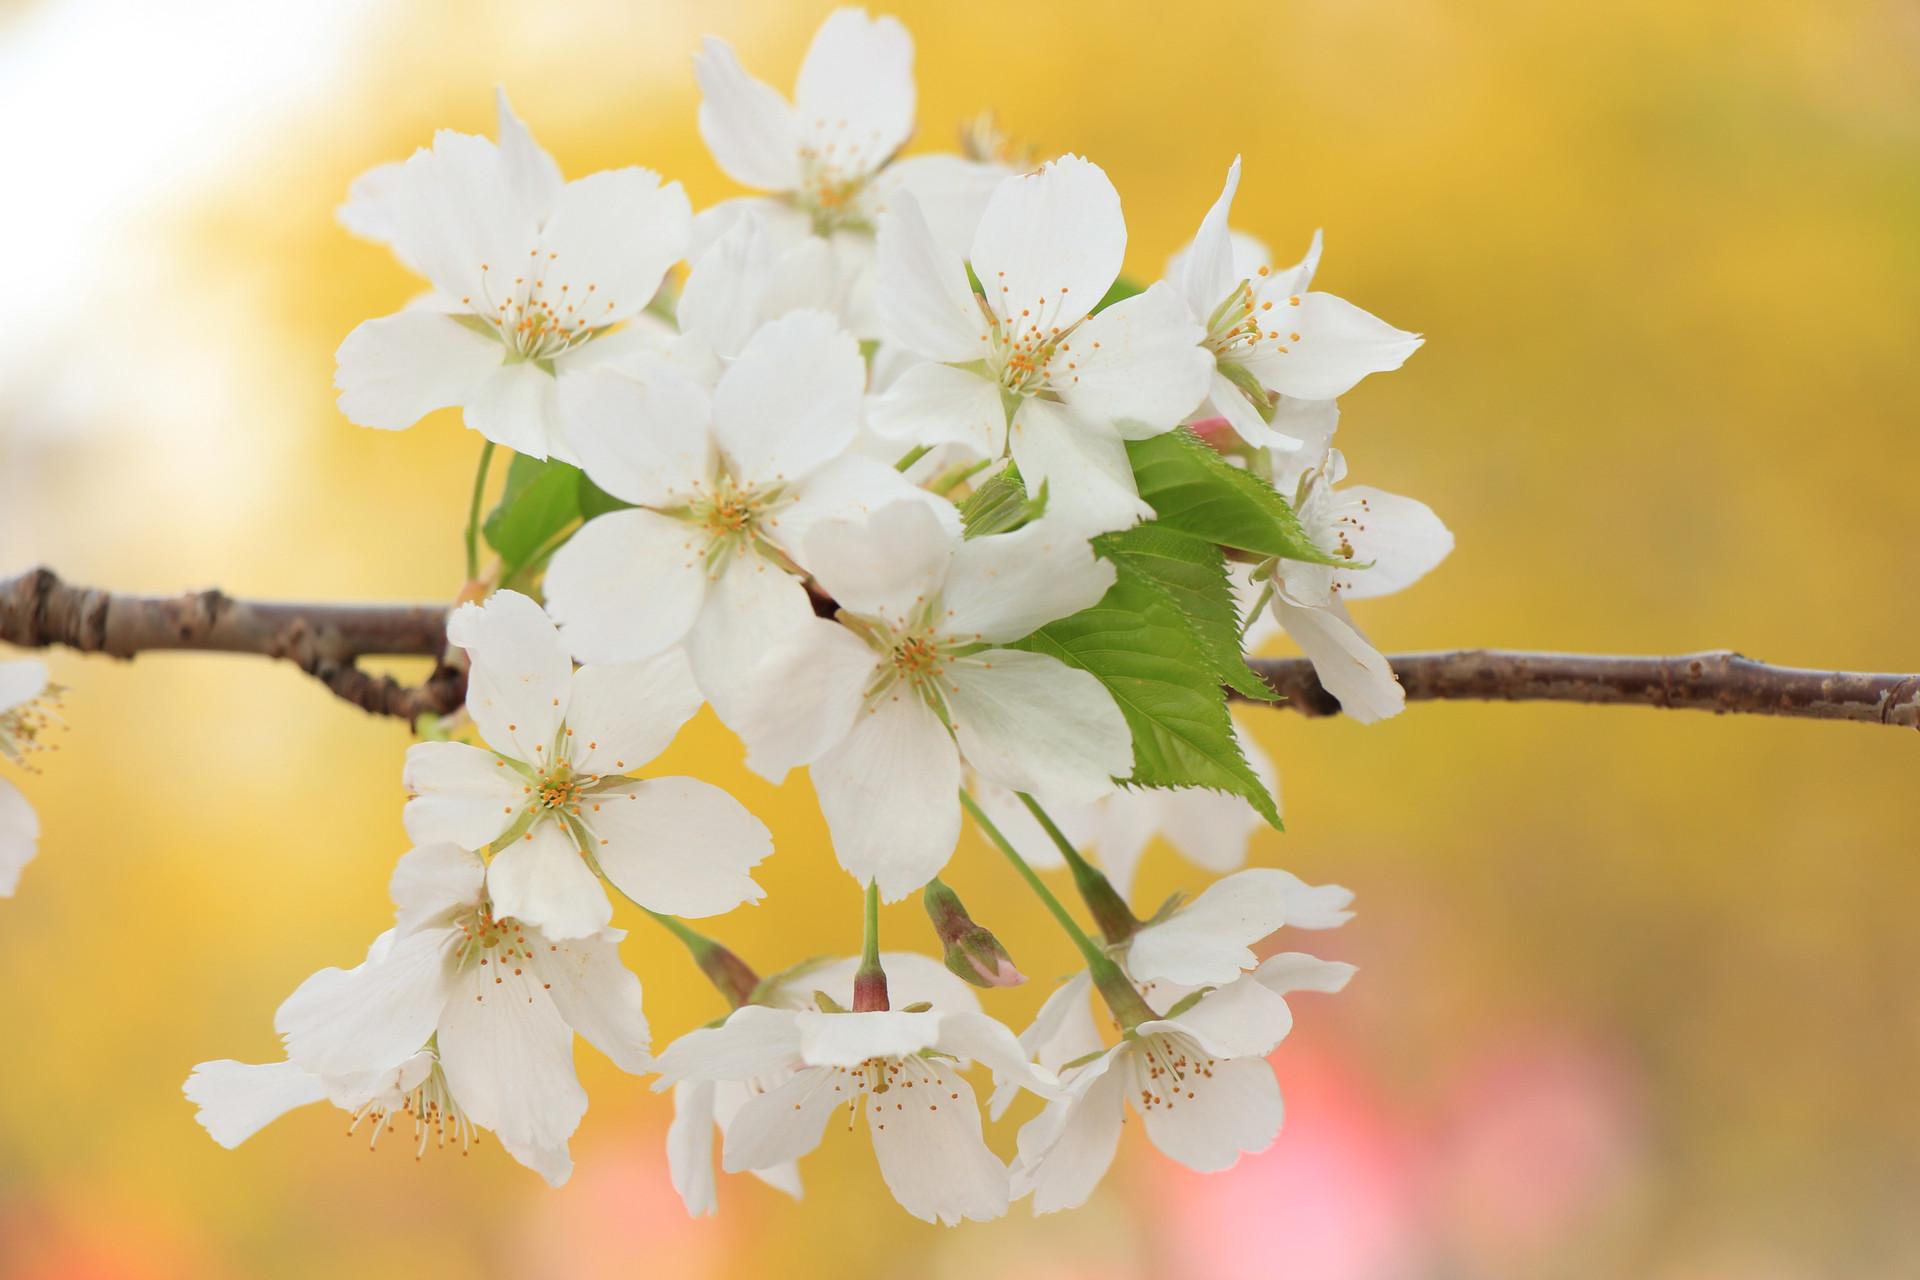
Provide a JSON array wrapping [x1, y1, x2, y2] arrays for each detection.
[[726, 502, 1134, 900], [655, 994, 1056, 1226], [1167, 156, 1422, 450], [0, 659, 56, 898], [666, 951, 981, 1216], [190, 843, 655, 1185], [871, 155, 1214, 531], [334, 97, 691, 461], [403, 590, 771, 939]]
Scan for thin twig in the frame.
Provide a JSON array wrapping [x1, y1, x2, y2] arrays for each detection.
[[6, 568, 1917, 730]]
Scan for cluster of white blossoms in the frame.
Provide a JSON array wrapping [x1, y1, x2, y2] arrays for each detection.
[[167, 7, 1456, 1223]]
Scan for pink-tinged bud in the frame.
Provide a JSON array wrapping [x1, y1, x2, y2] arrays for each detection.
[[1188, 416, 1237, 453], [923, 879, 1026, 989]]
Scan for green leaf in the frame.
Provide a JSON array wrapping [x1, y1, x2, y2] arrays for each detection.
[[1014, 558, 1280, 827], [1095, 523, 1275, 701], [577, 472, 634, 521], [483, 454, 582, 573], [958, 465, 1046, 538], [1093, 276, 1145, 313], [1126, 429, 1344, 565]]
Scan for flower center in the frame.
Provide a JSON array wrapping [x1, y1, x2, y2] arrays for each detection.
[[1131, 1031, 1219, 1113], [454, 905, 534, 971], [344, 1054, 478, 1161], [1203, 270, 1303, 364], [978, 280, 1087, 398], [814, 1053, 959, 1132], [0, 685, 62, 774], [463, 250, 618, 362]]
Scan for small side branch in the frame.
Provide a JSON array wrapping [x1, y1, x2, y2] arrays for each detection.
[[1247, 650, 1920, 729], [0, 567, 462, 722]]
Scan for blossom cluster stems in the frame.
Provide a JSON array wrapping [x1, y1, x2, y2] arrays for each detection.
[[643, 908, 760, 1009], [1014, 792, 1140, 945], [958, 790, 1157, 1030], [463, 440, 496, 584], [852, 880, 890, 1012]]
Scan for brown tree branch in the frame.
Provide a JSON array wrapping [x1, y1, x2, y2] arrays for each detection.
[[6, 568, 1917, 729]]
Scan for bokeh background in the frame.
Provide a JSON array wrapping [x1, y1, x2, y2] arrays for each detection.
[[3, 0, 1918, 1275]]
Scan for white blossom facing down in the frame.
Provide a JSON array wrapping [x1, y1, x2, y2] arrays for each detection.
[[191, 843, 655, 1185], [655, 995, 1056, 1226], [0, 659, 56, 898], [403, 590, 771, 938], [871, 155, 1213, 531], [334, 100, 691, 461], [1125, 867, 1354, 988]]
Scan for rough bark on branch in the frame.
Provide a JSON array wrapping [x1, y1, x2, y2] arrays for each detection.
[[6, 568, 1917, 730]]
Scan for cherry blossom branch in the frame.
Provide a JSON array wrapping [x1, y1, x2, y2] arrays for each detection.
[[7, 567, 1918, 730], [0, 567, 463, 722], [1245, 650, 1920, 729]]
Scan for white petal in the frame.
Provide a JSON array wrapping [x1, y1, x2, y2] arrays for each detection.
[[868, 1063, 1008, 1225], [499, 1134, 575, 1187], [543, 508, 711, 664], [565, 649, 704, 777], [0, 775, 39, 898], [1207, 368, 1304, 453], [1328, 485, 1453, 600], [388, 129, 541, 304], [1268, 397, 1342, 498], [494, 87, 564, 216], [711, 309, 863, 485], [811, 691, 961, 901], [388, 841, 487, 935], [652, 1005, 804, 1087], [1127, 868, 1300, 987], [970, 155, 1120, 336], [1057, 283, 1211, 434], [694, 36, 800, 191], [684, 551, 816, 728], [967, 778, 1068, 872], [1088, 795, 1155, 902], [943, 517, 1115, 642], [680, 209, 839, 358], [1270, 596, 1404, 724], [866, 359, 1004, 456], [795, 1009, 941, 1066], [1137, 1053, 1282, 1173], [793, 8, 915, 181], [400, 741, 521, 851], [720, 1067, 840, 1172], [800, 500, 955, 628], [557, 363, 714, 508], [949, 652, 1132, 804], [588, 777, 770, 918], [1007, 398, 1153, 534], [776, 451, 965, 552], [1155, 783, 1263, 879], [447, 589, 575, 762], [541, 931, 652, 1074], [334, 309, 502, 432], [1012, 1050, 1129, 1213], [667, 1079, 721, 1216], [934, 1011, 1057, 1095], [438, 964, 588, 1155], [275, 927, 456, 1078], [1172, 156, 1241, 319], [1251, 291, 1422, 401], [534, 169, 690, 326], [486, 820, 613, 942], [1253, 951, 1358, 997], [0, 659, 47, 713], [1145, 973, 1295, 1060], [875, 191, 984, 362], [465, 360, 564, 458], [337, 159, 411, 261], [872, 154, 1007, 257], [182, 1060, 328, 1149], [721, 617, 876, 783]]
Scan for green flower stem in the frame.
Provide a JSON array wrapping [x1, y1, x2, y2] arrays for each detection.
[[1016, 792, 1140, 945], [464, 440, 497, 582], [959, 789, 1155, 1029], [639, 906, 758, 1009], [852, 880, 890, 1011]]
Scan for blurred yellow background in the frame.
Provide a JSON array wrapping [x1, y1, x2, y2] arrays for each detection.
[[3, 0, 1918, 1275]]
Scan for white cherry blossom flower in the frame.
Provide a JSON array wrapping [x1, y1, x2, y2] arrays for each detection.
[[1167, 157, 1422, 450], [667, 951, 979, 1216], [190, 842, 654, 1185], [403, 590, 770, 940], [1, 659, 57, 898], [334, 103, 690, 461], [1010, 953, 1355, 1213], [870, 155, 1214, 531], [542, 310, 939, 725], [1258, 446, 1453, 723], [728, 503, 1134, 899], [654, 994, 1055, 1226], [1125, 867, 1353, 989]]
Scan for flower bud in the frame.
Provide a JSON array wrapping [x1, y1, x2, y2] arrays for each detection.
[[923, 879, 1026, 989]]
